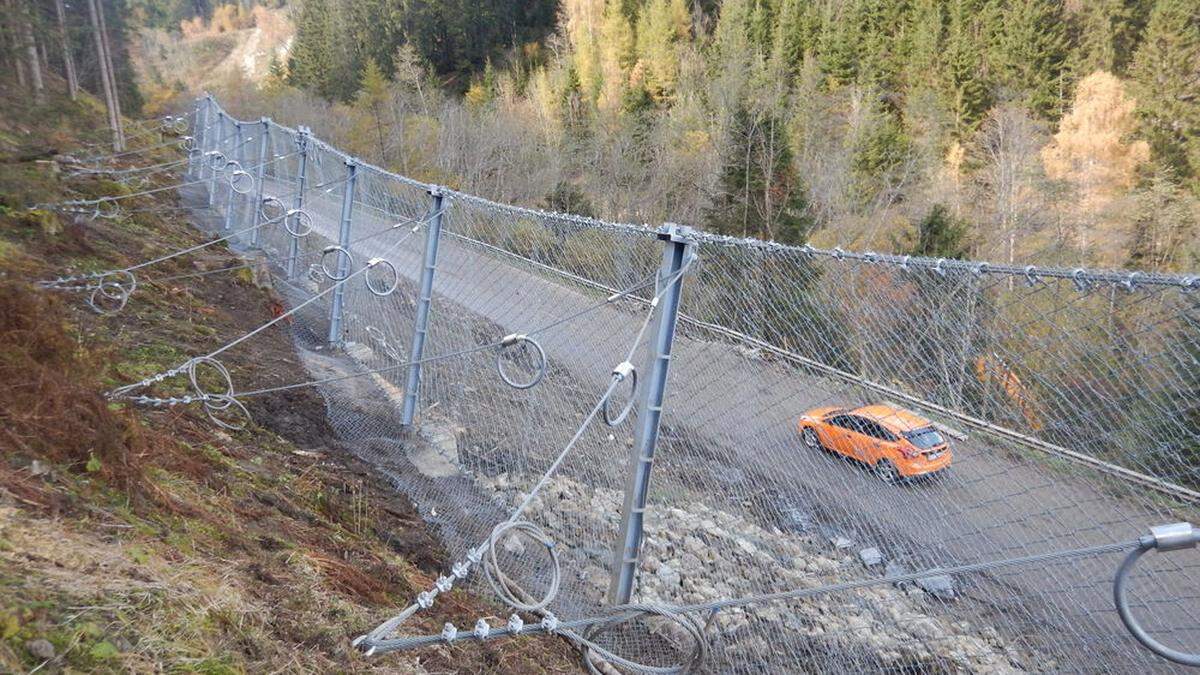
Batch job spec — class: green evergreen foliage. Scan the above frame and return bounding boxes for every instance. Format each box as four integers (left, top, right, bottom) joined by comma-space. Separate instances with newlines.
942, 0, 991, 134
771, 0, 821, 76
852, 105, 912, 197
990, 0, 1069, 120
904, 204, 971, 258
287, 0, 353, 101
287, 0, 558, 95
1129, 0, 1200, 190
543, 181, 598, 218
707, 107, 814, 244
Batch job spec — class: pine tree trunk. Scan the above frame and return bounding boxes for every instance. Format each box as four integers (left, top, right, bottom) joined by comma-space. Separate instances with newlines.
95, 0, 125, 148
55, 0, 78, 99
21, 8, 44, 104
87, 0, 123, 150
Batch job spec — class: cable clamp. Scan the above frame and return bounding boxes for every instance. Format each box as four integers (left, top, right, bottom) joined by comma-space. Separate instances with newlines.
612, 361, 635, 381
452, 561, 469, 578
1149, 522, 1197, 552
507, 614, 524, 634
473, 619, 491, 640
1072, 268, 1090, 292
467, 547, 484, 565
435, 575, 453, 593
416, 591, 435, 609
500, 333, 526, 347
441, 623, 457, 642
540, 613, 559, 634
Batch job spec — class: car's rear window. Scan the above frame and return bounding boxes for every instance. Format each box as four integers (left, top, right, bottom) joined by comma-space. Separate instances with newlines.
905, 427, 945, 449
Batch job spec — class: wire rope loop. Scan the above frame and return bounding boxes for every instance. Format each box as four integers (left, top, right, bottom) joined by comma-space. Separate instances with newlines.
260, 196, 286, 222
364, 258, 400, 297
285, 209, 314, 238
170, 116, 190, 134
222, 159, 242, 175
365, 326, 402, 361
203, 394, 252, 432
320, 246, 354, 281
483, 520, 561, 613
206, 151, 226, 170
580, 603, 709, 675
84, 270, 137, 314
187, 356, 235, 402
87, 278, 131, 314
603, 364, 638, 427
1114, 537, 1200, 666
495, 335, 546, 390
179, 135, 196, 153
229, 170, 255, 195
95, 198, 123, 220
120, 175, 149, 191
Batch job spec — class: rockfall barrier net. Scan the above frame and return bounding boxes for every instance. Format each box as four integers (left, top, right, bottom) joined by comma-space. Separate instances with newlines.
88, 97, 1200, 672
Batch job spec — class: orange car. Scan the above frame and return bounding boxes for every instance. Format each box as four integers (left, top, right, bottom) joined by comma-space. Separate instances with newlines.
798, 404, 952, 482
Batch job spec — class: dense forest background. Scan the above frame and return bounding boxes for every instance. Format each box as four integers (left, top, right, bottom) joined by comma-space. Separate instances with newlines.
9, 0, 1200, 270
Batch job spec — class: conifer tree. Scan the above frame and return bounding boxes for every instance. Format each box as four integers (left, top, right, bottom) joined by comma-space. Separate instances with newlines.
706, 106, 813, 243
991, 0, 1069, 120
942, 0, 990, 134
635, 0, 689, 102
905, 0, 945, 93
289, 0, 350, 101
771, 0, 820, 77
597, 0, 636, 113
818, 1, 860, 87
905, 204, 970, 258
1129, 0, 1200, 189
354, 58, 392, 163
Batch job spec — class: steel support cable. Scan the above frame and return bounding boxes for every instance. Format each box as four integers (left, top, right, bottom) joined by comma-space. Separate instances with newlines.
355, 374, 624, 652
144, 215, 418, 285
110, 225, 425, 408
258, 172, 355, 207
230, 271, 661, 400
77, 135, 192, 164
35, 150, 298, 217
69, 154, 193, 179
39, 208, 300, 293
356, 271, 696, 663
143, 210, 436, 288
359, 526, 1200, 672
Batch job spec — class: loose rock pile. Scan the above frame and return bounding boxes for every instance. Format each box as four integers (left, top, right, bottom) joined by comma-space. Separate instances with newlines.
479, 473, 1025, 672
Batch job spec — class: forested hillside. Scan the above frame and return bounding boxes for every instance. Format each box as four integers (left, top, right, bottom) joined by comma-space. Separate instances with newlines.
79, 0, 1200, 269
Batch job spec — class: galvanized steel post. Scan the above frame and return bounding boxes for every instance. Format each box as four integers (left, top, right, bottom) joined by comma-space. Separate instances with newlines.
223, 120, 242, 231
250, 117, 270, 247
326, 159, 358, 347
607, 223, 694, 605
209, 110, 225, 206
187, 97, 202, 177
285, 127, 310, 279
400, 187, 446, 426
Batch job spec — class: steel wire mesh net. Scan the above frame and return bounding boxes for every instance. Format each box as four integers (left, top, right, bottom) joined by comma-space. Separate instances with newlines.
182, 98, 1200, 672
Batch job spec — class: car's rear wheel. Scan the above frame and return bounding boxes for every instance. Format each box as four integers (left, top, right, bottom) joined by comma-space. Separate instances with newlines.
874, 459, 901, 484
801, 427, 821, 451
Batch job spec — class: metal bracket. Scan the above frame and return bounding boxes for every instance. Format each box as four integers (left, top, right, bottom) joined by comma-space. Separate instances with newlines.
1150, 522, 1197, 552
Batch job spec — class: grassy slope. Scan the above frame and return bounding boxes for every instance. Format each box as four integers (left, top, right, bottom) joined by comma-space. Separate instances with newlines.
0, 84, 580, 674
